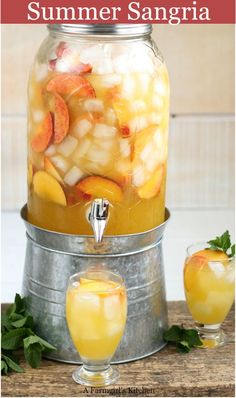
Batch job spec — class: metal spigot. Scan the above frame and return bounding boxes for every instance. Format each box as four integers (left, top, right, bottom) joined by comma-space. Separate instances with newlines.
88, 199, 110, 243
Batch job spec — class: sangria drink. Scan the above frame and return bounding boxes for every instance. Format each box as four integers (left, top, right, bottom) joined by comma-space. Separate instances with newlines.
27, 26, 169, 235
184, 243, 235, 347
66, 270, 127, 386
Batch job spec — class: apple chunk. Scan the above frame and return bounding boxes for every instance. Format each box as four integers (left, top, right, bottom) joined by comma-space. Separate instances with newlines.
33, 170, 67, 206
76, 176, 123, 203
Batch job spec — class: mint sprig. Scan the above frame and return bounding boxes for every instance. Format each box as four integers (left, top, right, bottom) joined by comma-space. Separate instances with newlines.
164, 325, 203, 353
207, 230, 235, 258
1, 294, 56, 375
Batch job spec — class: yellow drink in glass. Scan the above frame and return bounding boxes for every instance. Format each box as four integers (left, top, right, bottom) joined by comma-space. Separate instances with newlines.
66, 270, 127, 386
184, 244, 235, 348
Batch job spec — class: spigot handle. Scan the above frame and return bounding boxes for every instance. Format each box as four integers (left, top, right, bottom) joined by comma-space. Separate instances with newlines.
88, 199, 109, 243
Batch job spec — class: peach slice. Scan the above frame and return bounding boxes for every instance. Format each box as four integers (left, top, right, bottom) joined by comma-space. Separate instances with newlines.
44, 157, 64, 184
193, 249, 229, 262
46, 73, 95, 98
76, 176, 123, 203
27, 161, 34, 185
33, 170, 67, 206
31, 113, 53, 153
52, 93, 69, 144
133, 125, 159, 162
137, 166, 164, 199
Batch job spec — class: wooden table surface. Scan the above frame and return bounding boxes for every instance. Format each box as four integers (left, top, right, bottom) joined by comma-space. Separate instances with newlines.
2, 301, 235, 397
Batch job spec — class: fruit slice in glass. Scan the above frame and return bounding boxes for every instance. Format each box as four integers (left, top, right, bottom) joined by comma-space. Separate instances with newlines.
66, 270, 127, 386
184, 243, 235, 348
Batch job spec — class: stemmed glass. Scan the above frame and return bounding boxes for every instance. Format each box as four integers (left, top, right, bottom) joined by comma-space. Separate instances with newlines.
184, 243, 235, 348
66, 269, 127, 386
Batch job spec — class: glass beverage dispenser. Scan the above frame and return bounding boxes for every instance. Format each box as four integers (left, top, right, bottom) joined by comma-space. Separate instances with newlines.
22, 24, 170, 363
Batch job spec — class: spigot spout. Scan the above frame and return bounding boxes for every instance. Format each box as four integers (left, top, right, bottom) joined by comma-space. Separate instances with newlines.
88, 199, 110, 243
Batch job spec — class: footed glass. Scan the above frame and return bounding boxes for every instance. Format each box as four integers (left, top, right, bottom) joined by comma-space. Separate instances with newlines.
66, 270, 127, 386
184, 243, 235, 348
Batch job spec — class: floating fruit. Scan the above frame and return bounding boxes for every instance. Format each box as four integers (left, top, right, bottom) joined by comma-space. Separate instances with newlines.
33, 171, 67, 206
137, 166, 164, 199
52, 93, 69, 144
27, 161, 34, 185
44, 157, 64, 184
76, 176, 123, 203
31, 113, 53, 153
47, 73, 95, 98
192, 249, 229, 262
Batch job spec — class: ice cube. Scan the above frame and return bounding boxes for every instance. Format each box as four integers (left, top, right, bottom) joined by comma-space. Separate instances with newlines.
208, 262, 225, 278
121, 75, 135, 98
44, 144, 56, 156
84, 99, 104, 113
138, 73, 151, 92
154, 80, 167, 96
105, 108, 117, 125
57, 135, 78, 157
72, 138, 91, 162
99, 74, 122, 88
32, 109, 44, 123
152, 94, 164, 109
34, 63, 48, 82
129, 100, 146, 113
128, 115, 149, 133
64, 166, 84, 186
119, 139, 131, 158
148, 113, 162, 125
93, 123, 117, 138
94, 138, 114, 150
73, 118, 92, 139
86, 145, 110, 165
146, 154, 159, 172
50, 155, 69, 173
132, 166, 146, 187
80, 45, 104, 65
113, 54, 131, 74
96, 58, 114, 74
140, 143, 153, 163
104, 295, 121, 321
224, 268, 235, 284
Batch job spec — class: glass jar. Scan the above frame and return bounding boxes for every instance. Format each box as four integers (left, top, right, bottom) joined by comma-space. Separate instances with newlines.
27, 24, 169, 235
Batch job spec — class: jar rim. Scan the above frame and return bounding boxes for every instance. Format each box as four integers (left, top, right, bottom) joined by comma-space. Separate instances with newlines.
47, 24, 152, 36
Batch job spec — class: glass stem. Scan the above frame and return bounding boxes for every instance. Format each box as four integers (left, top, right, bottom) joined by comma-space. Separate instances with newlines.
195, 322, 226, 348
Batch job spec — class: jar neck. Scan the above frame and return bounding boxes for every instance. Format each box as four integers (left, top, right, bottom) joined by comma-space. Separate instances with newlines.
47, 23, 152, 40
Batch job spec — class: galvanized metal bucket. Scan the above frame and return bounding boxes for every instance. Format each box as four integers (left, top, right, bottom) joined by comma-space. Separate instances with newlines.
21, 205, 170, 363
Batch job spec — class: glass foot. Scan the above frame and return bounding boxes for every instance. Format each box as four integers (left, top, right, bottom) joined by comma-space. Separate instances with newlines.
195, 322, 226, 348
72, 365, 119, 387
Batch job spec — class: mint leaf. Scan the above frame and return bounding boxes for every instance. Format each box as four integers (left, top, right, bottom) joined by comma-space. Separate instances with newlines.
183, 329, 203, 347
14, 294, 26, 314
1, 360, 8, 375
2, 355, 24, 373
11, 316, 34, 329
24, 342, 42, 368
176, 341, 191, 353
1, 294, 56, 375
1, 328, 28, 350
164, 325, 202, 353
163, 325, 183, 342
207, 230, 234, 257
